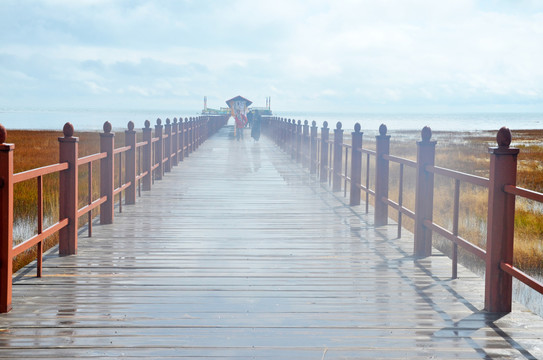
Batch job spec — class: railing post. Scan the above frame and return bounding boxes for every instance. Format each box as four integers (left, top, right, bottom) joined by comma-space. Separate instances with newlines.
125, 121, 137, 205
332, 122, 343, 192
302, 120, 309, 168
374, 124, 390, 226
58, 123, 79, 255
142, 120, 152, 191
296, 120, 303, 163
350, 123, 363, 206
281, 118, 286, 150
179, 118, 185, 161
484, 127, 519, 313
164, 118, 171, 173
310, 121, 318, 175
100, 121, 114, 225
188, 118, 194, 154
289, 120, 295, 160
184, 118, 190, 158
414, 126, 436, 257
172, 118, 178, 167
320, 121, 329, 182
0, 125, 14, 312
154, 118, 163, 180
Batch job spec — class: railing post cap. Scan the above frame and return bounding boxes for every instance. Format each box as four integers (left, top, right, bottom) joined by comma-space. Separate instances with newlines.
336, 121, 342, 130
354, 123, 361, 133
489, 126, 519, 155
0, 124, 6, 143
497, 126, 512, 148
297, 120, 301, 125
312, 120, 316, 127
63, 122, 75, 137
421, 126, 432, 142
127, 121, 134, 131
156, 118, 162, 126
379, 124, 387, 136
323, 121, 328, 128
173, 117, 178, 124
166, 118, 170, 125
304, 120, 308, 125
103, 121, 112, 134
144, 120, 150, 128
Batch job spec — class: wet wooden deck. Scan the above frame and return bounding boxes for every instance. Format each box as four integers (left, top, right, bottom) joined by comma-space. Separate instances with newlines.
2, 126, 543, 359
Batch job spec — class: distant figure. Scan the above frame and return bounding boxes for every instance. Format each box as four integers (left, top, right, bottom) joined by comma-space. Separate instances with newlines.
235, 114, 246, 141
247, 110, 254, 128
251, 110, 261, 141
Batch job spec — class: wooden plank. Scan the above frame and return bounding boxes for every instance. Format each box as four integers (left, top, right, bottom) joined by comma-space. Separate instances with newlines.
1, 126, 542, 359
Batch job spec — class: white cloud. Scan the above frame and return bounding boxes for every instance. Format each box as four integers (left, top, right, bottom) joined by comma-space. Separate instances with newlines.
1, 0, 543, 112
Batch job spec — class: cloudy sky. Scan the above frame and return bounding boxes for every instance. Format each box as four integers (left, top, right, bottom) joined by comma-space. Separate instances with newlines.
1, 0, 543, 113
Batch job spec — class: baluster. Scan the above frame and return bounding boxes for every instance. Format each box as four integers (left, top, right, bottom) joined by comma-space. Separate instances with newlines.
88, 162, 93, 236
37, 176, 43, 277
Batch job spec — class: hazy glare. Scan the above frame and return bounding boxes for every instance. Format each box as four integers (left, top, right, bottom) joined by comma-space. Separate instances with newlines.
1, 0, 543, 113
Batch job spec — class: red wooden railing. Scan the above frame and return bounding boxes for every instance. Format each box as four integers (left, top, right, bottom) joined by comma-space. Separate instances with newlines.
264, 116, 543, 314
0, 115, 228, 313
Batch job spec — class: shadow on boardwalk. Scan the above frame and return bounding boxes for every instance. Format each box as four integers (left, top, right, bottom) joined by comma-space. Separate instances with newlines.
2, 126, 542, 359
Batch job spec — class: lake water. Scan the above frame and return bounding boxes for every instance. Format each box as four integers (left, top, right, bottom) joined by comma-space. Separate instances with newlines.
1, 108, 542, 132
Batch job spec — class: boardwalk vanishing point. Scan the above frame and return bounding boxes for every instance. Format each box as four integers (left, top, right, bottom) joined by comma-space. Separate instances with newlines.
1, 124, 543, 359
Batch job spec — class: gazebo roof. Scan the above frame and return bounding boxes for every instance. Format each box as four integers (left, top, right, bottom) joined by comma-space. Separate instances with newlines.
225, 95, 252, 107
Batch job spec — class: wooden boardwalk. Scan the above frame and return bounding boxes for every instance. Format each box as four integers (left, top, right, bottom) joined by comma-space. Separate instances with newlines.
2, 126, 542, 359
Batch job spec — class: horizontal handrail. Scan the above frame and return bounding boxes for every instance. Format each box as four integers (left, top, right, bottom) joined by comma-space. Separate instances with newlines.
136, 141, 148, 148
12, 218, 69, 257
501, 262, 543, 294
424, 219, 487, 260
384, 154, 417, 168
78, 152, 107, 166
384, 198, 415, 219
427, 165, 490, 188
13, 162, 69, 184
504, 185, 543, 202
113, 181, 131, 196
136, 171, 148, 181
113, 145, 131, 155
77, 196, 107, 218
